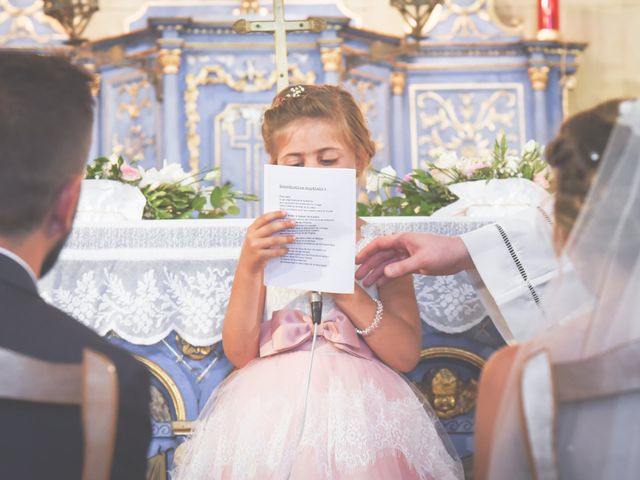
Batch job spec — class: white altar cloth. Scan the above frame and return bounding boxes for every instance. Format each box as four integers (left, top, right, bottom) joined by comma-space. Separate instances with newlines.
39, 218, 492, 346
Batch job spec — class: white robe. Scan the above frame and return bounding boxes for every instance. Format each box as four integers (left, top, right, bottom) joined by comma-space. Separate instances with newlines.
460, 207, 558, 343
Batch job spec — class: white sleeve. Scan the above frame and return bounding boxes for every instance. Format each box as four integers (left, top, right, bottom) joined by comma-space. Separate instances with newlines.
461, 208, 558, 343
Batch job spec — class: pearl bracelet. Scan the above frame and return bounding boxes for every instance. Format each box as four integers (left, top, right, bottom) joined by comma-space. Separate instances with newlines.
356, 298, 383, 336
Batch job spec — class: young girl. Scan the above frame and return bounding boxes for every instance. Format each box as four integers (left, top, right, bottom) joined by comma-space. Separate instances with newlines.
173, 85, 463, 480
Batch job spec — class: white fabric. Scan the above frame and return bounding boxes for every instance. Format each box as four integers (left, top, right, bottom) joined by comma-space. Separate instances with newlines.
173, 280, 463, 480
0, 247, 38, 286
488, 99, 640, 479
39, 218, 493, 345
521, 350, 558, 480
433, 178, 551, 218
76, 179, 147, 222
461, 206, 558, 342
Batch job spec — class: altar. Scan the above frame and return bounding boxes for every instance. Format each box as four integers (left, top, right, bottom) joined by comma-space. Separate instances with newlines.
39, 217, 503, 472
78, 0, 584, 216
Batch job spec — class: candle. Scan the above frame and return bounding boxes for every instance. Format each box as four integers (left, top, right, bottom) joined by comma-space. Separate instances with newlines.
537, 0, 560, 41
538, 0, 559, 32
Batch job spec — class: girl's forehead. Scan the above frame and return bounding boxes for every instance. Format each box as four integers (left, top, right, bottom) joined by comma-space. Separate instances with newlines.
275, 118, 350, 151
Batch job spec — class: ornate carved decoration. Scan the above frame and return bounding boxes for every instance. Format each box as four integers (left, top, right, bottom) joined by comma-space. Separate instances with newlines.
135, 355, 186, 422
89, 73, 101, 97
0, 0, 67, 44
561, 73, 578, 120
390, 71, 406, 96
157, 48, 182, 75
176, 334, 213, 361
213, 103, 267, 217
528, 65, 550, 91
233, 0, 264, 16
428, 368, 478, 419
111, 125, 154, 162
184, 61, 315, 171
415, 347, 485, 419
320, 46, 343, 73
150, 385, 172, 422
111, 77, 155, 161
346, 77, 377, 117
428, 0, 522, 41
118, 79, 152, 120
409, 83, 525, 167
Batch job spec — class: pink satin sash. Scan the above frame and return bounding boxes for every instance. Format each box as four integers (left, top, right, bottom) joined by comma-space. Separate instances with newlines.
259, 308, 373, 360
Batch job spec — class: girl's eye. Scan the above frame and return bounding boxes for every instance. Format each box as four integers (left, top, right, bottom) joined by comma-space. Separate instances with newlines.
320, 159, 338, 165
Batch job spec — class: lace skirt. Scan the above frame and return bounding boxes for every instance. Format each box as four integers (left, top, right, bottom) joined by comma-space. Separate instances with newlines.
172, 340, 463, 480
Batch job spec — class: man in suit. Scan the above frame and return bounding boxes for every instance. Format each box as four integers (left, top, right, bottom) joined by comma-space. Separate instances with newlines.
0, 51, 151, 478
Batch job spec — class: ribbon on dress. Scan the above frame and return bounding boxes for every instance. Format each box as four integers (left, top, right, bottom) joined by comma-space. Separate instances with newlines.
259, 308, 373, 360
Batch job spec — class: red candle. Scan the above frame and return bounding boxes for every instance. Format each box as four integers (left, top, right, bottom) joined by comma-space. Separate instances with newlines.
538, 0, 559, 32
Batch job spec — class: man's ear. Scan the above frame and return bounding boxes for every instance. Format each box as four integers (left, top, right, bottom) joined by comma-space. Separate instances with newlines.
46, 175, 82, 236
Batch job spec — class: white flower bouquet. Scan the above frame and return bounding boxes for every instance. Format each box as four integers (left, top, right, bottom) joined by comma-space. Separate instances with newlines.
85, 155, 257, 219
358, 137, 552, 217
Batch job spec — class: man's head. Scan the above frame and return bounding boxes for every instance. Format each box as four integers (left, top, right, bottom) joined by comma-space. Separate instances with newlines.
0, 51, 94, 277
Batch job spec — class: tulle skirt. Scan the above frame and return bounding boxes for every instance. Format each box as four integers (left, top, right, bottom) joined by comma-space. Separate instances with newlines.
173, 339, 463, 480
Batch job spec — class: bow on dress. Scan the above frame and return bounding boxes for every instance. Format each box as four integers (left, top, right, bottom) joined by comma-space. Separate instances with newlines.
259, 309, 373, 360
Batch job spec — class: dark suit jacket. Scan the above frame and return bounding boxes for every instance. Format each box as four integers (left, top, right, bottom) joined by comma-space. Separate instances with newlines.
0, 253, 151, 479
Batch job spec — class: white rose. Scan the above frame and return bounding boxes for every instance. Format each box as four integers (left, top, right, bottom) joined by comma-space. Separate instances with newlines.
138, 167, 163, 190
379, 165, 397, 186
158, 163, 190, 185
505, 155, 520, 173
365, 170, 380, 193
434, 151, 459, 170
430, 168, 455, 185
204, 169, 222, 182
380, 165, 397, 178
522, 140, 538, 155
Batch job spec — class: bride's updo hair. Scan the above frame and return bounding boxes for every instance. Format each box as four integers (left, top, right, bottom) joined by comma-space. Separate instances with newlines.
261, 84, 376, 172
545, 99, 626, 235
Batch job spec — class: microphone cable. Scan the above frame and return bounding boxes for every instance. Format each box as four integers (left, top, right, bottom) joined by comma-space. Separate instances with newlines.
287, 291, 322, 479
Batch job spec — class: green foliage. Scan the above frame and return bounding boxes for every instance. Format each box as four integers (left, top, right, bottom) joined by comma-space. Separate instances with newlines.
358, 137, 550, 217
357, 169, 457, 216
85, 155, 125, 181
85, 156, 257, 220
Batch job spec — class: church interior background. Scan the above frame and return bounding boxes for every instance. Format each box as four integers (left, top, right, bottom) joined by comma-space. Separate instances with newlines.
1, 0, 638, 477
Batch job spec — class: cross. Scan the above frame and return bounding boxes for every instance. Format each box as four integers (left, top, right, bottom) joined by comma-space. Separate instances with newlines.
232, 0, 326, 91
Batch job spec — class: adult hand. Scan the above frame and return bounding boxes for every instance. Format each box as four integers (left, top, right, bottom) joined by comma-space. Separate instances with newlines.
238, 210, 296, 274
355, 232, 473, 287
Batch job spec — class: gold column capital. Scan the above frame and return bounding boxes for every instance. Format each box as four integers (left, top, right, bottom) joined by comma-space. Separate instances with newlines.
157, 48, 182, 75
90, 74, 101, 97
390, 71, 406, 96
528, 65, 550, 91
320, 46, 343, 73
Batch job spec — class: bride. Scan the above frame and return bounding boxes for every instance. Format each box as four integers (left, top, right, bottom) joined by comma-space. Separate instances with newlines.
475, 98, 640, 479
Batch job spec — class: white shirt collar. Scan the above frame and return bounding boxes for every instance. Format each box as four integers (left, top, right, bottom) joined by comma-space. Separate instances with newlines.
0, 247, 38, 286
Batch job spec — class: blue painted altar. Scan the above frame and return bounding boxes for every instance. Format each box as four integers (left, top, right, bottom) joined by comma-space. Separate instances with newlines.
1, 0, 587, 477
79, 0, 585, 217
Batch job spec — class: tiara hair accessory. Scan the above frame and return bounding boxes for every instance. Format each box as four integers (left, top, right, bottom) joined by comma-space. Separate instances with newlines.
285, 85, 305, 98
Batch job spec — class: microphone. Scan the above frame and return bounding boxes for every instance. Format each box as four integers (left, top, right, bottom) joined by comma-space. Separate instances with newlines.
309, 291, 323, 325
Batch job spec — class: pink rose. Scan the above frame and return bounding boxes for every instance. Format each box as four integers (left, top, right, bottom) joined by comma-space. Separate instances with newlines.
533, 173, 550, 190
120, 164, 142, 182
462, 161, 490, 178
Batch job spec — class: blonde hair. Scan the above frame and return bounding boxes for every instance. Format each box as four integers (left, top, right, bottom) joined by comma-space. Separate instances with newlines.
261, 84, 376, 171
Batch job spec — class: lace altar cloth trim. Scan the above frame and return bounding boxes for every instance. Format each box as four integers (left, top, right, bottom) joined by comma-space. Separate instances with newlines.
39, 218, 492, 346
